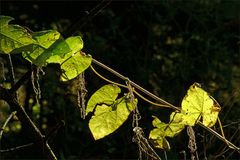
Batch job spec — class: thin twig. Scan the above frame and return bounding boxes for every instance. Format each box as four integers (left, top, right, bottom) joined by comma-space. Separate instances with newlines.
0, 143, 34, 153
214, 127, 239, 158
45, 120, 65, 141
198, 122, 240, 153
64, 0, 112, 37
0, 111, 17, 141
8, 54, 15, 87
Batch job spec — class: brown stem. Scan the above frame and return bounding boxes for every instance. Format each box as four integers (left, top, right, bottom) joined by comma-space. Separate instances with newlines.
92, 58, 180, 111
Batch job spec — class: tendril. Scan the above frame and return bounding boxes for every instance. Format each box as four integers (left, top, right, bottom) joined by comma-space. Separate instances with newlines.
125, 80, 141, 128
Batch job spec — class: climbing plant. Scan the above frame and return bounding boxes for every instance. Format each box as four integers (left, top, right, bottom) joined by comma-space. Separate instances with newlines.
0, 15, 239, 160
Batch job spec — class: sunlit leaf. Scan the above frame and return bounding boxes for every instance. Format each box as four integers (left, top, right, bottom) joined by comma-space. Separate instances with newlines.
0, 16, 88, 80
0, 15, 35, 54
46, 36, 83, 64
22, 30, 61, 62
149, 113, 185, 150
60, 53, 92, 81
151, 113, 185, 138
32, 30, 61, 48
86, 84, 121, 116
180, 83, 221, 127
89, 96, 136, 140
149, 124, 171, 150
33, 39, 71, 66
46, 36, 88, 81
149, 134, 170, 150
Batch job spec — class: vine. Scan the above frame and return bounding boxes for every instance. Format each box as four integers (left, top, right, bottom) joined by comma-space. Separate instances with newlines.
77, 72, 87, 119
31, 67, 44, 105
132, 127, 161, 160
187, 126, 198, 160
0, 15, 239, 159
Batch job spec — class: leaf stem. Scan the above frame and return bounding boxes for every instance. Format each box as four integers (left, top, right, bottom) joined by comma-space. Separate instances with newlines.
92, 58, 180, 111
90, 65, 171, 108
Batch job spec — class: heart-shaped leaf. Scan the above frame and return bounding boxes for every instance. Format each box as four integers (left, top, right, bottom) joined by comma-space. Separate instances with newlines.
86, 84, 121, 115
180, 83, 221, 127
89, 96, 136, 140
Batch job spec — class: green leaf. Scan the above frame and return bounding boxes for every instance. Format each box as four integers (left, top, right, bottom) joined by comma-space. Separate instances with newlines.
180, 83, 221, 127
22, 30, 61, 62
32, 39, 71, 66
32, 30, 61, 48
46, 36, 83, 64
23, 35, 84, 68
89, 96, 136, 140
0, 16, 88, 80
60, 53, 92, 81
151, 113, 185, 138
153, 113, 185, 137
149, 113, 185, 150
86, 84, 121, 115
149, 135, 170, 150
0, 15, 35, 54
47, 36, 88, 81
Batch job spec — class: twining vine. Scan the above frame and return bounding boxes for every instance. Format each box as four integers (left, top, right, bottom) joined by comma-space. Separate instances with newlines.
77, 72, 87, 119
0, 15, 239, 160
31, 67, 44, 105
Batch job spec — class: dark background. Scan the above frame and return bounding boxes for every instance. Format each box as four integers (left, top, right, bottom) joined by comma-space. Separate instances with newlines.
0, 0, 240, 159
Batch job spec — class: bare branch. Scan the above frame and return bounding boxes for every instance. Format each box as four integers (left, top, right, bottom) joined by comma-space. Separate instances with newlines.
0, 143, 34, 153
198, 122, 240, 153
0, 86, 57, 159
0, 111, 17, 142
64, 0, 112, 37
